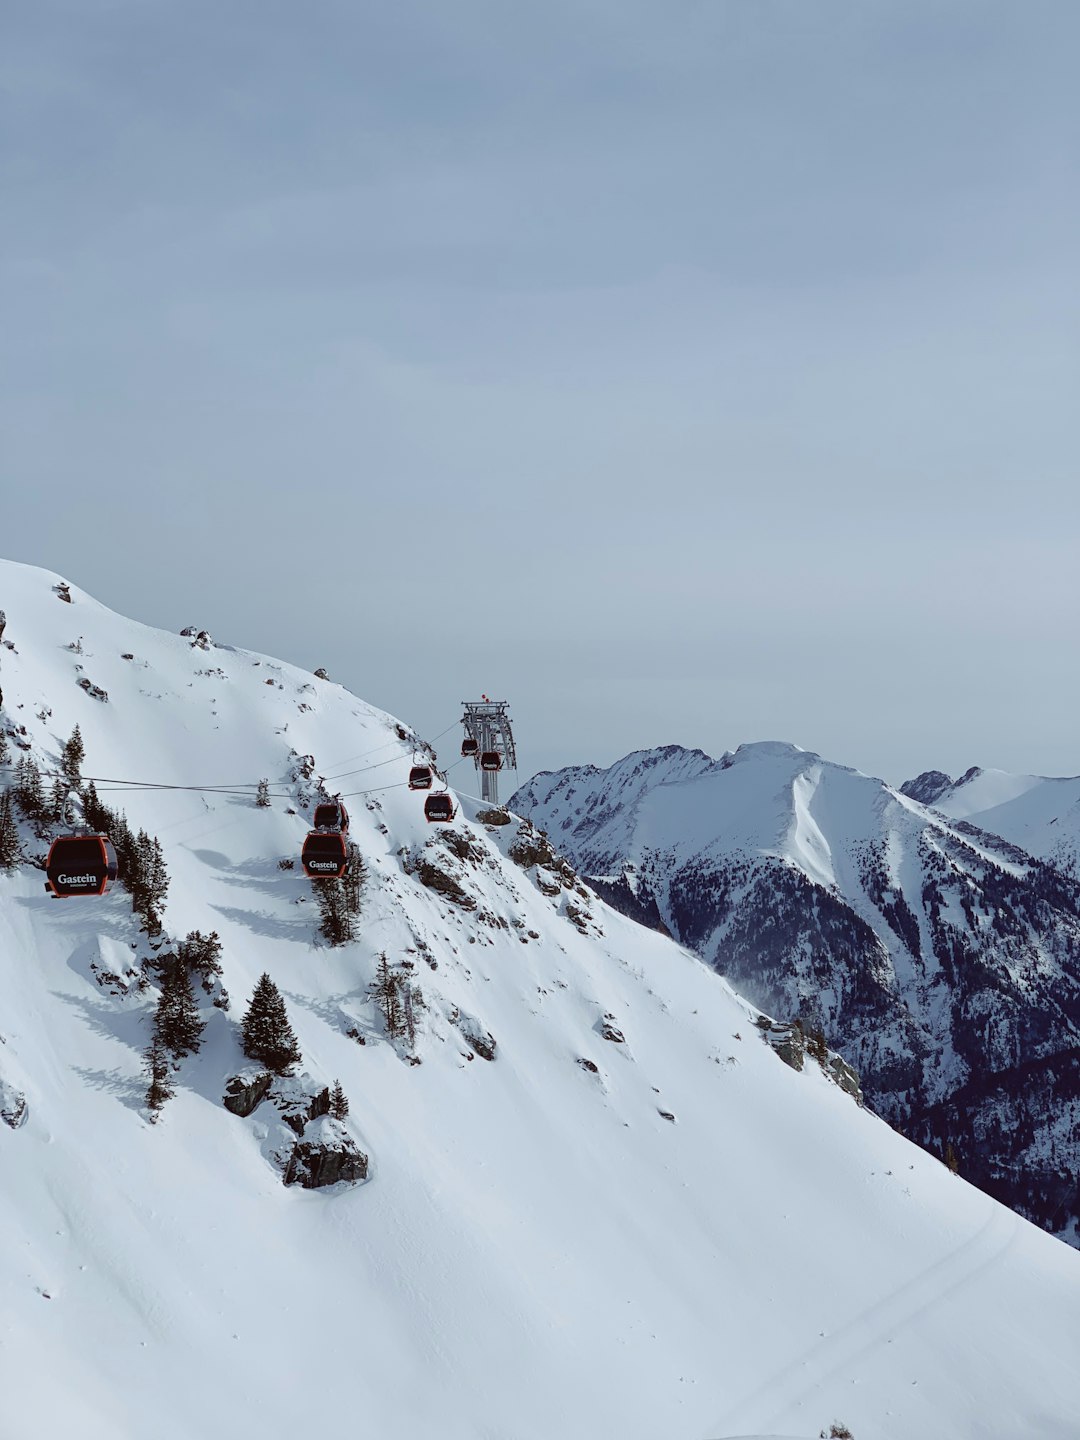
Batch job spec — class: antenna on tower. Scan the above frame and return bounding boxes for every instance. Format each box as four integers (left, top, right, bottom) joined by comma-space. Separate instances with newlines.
460, 699, 517, 805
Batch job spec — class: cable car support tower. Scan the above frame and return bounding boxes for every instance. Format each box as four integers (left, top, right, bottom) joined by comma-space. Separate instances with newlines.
461, 698, 517, 805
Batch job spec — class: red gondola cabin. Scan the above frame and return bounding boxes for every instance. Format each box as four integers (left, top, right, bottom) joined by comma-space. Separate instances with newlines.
408, 765, 433, 790
480, 751, 502, 772
461, 737, 479, 758
45, 834, 118, 898
313, 801, 349, 833
301, 830, 349, 879
424, 793, 454, 823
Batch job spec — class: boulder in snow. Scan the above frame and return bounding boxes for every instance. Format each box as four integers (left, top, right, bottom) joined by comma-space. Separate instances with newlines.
283, 1117, 368, 1189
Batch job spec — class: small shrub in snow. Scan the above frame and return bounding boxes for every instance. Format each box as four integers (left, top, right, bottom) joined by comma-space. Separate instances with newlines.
329, 1080, 349, 1120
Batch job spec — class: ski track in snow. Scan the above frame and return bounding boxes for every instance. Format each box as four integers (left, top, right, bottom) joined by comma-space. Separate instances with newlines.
715, 1203, 1017, 1436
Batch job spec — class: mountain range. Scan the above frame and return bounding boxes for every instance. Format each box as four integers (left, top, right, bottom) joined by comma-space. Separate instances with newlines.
3, 560, 1080, 1439
511, 741, 1080, 1244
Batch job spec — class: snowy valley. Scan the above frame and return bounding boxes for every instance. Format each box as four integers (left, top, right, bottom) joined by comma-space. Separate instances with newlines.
2, 561, 1080, 1440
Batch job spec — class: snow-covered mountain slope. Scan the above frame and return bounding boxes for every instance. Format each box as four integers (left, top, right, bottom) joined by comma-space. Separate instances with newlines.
4, 563, 1080, 1440
511, 742, 1080, 1246
902, 765, 1080, 873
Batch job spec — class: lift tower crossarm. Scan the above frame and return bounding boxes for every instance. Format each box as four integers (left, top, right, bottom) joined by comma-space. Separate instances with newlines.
461, 699, 517, 804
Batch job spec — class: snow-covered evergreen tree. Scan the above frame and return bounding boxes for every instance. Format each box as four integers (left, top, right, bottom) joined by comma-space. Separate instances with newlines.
153, 959, 205, 1060
401, 975, 426, 1047
315, 876, 355, 946
368, 953, 403, 1038
60, 723, 85, 786
0, 789, 18, 870
343, 848, 365, 917
255, 778, 271, 808
131, 829, 169, 934
241, 973, 302, 1074
143, 1034, 175, 1117
14, 755, 45, 825
179, 929, 223, 981
329, 1079, 349, 1120
47, 777, 68, 825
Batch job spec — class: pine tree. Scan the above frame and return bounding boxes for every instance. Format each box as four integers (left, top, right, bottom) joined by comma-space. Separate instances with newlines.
153, 958, 205, 1059
255, 778, 271, 808
109, 810, 137, 888
401, 976, 426, 1048
0, 729, 9, 767
48, 777, 68, 825
130, 830, 169, 934
14, 756, 44, 824
343, 849, 365, 917
0, 789, 19, 870
315, 876, 355, 946
60, 724, 85, 786
241, 973, 302, 1074
82, 780, 104, 830
143, 1034, 175, 1117
368, 953, 403, 1038
147, 836, 169, 931
329, 1079, 349, 1120
945, 1141, 960, 1175
179, 929, 223, 981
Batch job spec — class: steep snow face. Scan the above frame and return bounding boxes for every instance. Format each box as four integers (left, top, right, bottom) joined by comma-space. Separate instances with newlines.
4, 563, 1080, 1440
512, 744, 1080, 1246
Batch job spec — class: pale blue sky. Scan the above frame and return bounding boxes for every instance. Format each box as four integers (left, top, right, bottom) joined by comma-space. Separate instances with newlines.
3, 1, 1078, 786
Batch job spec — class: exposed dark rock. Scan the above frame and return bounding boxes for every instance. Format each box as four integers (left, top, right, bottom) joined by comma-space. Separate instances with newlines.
412, 856, 477, 910
577, 1057, 599, 1074
1, 1082, 28, 1129
436, 829, 486, 865
448, 1007, 497, 1060
563, 898, 594, 934
283, 1121, 369, 1189
275, 1084, 331, 1136
222, 1070, 273, 1117
601, 1014, 625, 1043
476, 807, 512, 826
756, 1016, 805, 1072
507, 821, 578, 888
828, 1054, 863, 1103
899, 770, 955, 806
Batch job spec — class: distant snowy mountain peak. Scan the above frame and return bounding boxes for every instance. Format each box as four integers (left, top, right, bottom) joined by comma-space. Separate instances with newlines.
512, 742, 1080, 1246
902, 761, 1080, 873
4, 561, 1080, 1440
900, 768, 957, 806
